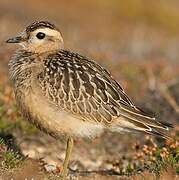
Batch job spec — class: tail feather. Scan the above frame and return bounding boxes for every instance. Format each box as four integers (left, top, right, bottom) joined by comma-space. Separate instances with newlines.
145, 129, 172, 140
120, 105, 170, 130
113, 104, 173, 139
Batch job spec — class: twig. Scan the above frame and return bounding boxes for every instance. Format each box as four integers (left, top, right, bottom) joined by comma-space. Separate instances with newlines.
147, 68, 157, 91
158, 82, 179, 114
146, 67, 179, 114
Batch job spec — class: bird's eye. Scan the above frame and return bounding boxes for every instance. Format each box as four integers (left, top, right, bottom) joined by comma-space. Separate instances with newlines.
36, 32, 46, 39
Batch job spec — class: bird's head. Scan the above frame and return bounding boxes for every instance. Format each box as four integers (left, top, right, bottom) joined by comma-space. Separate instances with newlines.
6, 21, 64, 53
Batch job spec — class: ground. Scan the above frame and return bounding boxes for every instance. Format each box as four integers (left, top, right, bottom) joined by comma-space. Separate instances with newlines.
0, 0, 179, 179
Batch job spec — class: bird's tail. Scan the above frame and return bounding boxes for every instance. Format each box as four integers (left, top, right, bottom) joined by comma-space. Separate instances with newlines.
111, 105, 173, 139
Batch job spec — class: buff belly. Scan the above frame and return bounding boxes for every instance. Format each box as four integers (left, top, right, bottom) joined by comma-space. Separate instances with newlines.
21, 89, 104, 139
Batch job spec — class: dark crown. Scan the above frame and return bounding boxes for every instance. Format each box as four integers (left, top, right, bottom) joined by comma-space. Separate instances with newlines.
25, 21, 58, 33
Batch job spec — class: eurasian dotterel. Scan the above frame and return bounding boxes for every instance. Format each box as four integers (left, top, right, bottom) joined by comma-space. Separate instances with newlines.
6, 21, 172, 179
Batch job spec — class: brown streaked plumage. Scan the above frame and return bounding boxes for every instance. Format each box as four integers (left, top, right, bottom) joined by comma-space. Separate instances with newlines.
26, 21, 58, 33
6, 21, 173, 179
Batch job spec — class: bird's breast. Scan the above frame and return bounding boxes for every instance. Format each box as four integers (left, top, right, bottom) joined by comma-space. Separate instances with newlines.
20, 87, 104, 139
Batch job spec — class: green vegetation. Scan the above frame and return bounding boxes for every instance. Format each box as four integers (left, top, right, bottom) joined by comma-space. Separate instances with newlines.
0, 137, 24, 170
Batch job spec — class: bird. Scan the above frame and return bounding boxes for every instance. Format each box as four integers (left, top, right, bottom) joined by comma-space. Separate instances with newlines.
6, 21, 172, 179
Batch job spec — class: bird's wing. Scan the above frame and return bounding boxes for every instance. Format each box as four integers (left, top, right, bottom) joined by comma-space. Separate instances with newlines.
38, 50, 172, 138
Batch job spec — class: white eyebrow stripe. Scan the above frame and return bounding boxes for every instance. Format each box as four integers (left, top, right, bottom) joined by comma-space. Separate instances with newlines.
32, 28, 63, 40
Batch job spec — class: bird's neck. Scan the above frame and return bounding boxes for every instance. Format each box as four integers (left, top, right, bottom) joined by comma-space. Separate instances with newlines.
8, 49, 43, 89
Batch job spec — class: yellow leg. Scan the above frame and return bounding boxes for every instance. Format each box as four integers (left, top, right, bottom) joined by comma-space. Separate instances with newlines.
60, 137, 74, 180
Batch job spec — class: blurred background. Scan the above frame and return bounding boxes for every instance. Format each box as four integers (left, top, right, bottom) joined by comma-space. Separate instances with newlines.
0, 0, 178, 179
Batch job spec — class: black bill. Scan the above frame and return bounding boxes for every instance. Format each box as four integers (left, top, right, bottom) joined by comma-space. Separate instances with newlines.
6, 36, 23, 43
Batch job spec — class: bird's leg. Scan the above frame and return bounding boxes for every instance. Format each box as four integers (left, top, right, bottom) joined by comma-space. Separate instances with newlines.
60, 136, 74, 180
